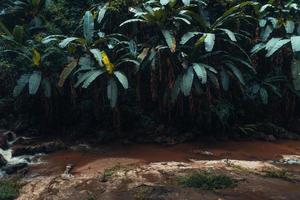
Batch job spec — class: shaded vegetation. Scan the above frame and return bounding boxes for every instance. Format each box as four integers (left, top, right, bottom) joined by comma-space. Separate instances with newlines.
0, 0, 300, 139
0, 179, 20, 200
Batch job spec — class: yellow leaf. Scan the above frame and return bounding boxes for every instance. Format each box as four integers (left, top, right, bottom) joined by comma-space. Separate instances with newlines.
32, 49, 41, 66
101, 51, 114, 74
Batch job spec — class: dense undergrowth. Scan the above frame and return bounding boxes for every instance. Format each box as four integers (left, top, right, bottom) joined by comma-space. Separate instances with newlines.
0, 0, 300, 139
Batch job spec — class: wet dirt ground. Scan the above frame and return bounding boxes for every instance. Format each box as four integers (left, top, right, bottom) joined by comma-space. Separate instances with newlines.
18, 140, 300, 200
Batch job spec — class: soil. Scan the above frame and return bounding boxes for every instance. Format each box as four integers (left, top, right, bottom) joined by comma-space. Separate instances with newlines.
10, 140, 300, 200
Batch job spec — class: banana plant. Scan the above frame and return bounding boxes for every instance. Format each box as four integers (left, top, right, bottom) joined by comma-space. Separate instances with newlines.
120, 0, 201, 53
9, 48, 53, 98
251, 1, 300, 91
170, 1, 257, 100
43, 10, 140, 108
0, 22, 56, 98
246, 75, 285, 105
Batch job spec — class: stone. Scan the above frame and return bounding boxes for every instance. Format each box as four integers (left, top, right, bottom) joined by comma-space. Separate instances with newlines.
2, 163, 28, 174
12, 141, 65, 157
264, 134, 276, 142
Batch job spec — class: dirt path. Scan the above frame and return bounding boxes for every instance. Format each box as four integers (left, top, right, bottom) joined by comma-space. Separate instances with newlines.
17, 140, 300, 200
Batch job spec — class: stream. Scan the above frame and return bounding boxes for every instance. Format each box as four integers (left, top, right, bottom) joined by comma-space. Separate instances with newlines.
1, 139, 300, 200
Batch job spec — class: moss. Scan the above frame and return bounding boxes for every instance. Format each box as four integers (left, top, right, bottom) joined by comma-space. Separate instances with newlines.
177, 171, 234, 190
0, 179, 20, 200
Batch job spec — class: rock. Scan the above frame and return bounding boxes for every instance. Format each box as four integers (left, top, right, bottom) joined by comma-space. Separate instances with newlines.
263, 134, 276, 142
12, 141, 65, 157
0, 153, 7, 167
0, 132, 9, 150
3, 130, 16, 142
12, 136, 34, 145
2, 163, 28, 174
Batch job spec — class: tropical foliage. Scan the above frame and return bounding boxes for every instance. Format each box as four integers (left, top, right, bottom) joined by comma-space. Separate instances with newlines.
0, 0, 300, 136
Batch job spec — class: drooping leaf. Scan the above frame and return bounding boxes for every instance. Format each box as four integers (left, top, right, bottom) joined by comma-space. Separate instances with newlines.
75, 70, 96, 87
58, 59, 78, 87
204, 33, 215, 52
97, 3, 108, 24
265, 38, 281, 51
225, 62, 245, 85
129, 40, 137, 56
29, 71, 42, 95
171, 75, 182, 102
13, 74, 30, 97
160, 0, 170, 5
107, 78, 118, 108
161, 29, 176, 53
90, 49, 103, 67
251, 43, 265, 54
181, 66, 194, 96
75, 56, 95, 74
180, 32, 200, 45
173, 17, 191, 25
119, 19, 146, 27
225, 56, 255, 72
42, 78, 51, 98
83, 11, 94, 42
285, 20, 295, 34
220, 68, 229, 91
82, 69, 105, 88
193, 63, 207, 84
59, 37, 79, 48
266, 39, 290, 57
207, 71, 220, 89
182, 0, 190, 6
32, 49, 41, 66
259, 87, 268, 104
291, 36, 300, 52
268, 17, 278, 28
260, 25, 273, 41
42, 35, 64, 44
114, 71, 129, 89
203, 63, 217, 74
220, 28, 237, 42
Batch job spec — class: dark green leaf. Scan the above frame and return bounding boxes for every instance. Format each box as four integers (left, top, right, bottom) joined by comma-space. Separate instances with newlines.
107, 78, 118, 108
114, 71, 128, 89
161, 29, 176, 53
82, 69, 105, 88
181, 67, 194, 96
29, 71, 42, 95
13, 74, 30, 97
83, 11, 94, 42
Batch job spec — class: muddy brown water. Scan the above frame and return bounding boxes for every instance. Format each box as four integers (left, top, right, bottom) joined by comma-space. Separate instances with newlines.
29, 140, 300, 176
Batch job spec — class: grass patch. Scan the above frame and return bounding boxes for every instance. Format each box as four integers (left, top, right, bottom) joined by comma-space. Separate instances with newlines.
0, 179, 20, 200
263, 168, 292, 181
100, 164, 128, 182
177, 171, 234, 190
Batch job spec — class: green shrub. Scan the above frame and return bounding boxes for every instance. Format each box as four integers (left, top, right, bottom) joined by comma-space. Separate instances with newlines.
177, 171, 234, 190
0, 179, 20, 200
